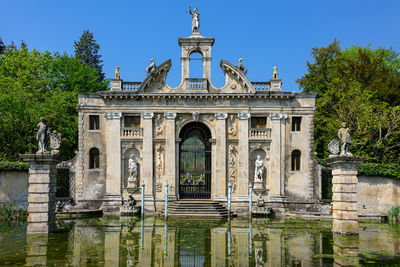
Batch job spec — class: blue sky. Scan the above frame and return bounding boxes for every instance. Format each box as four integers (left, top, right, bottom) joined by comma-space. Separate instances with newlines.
1, 0, 399, 91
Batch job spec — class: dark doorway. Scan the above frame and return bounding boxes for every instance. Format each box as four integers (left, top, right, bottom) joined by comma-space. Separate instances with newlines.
179, 122, 211, 199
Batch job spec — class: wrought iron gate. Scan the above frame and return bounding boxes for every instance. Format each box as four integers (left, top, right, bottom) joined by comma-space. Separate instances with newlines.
179, 122, 211, 199
321, 168, 333, 200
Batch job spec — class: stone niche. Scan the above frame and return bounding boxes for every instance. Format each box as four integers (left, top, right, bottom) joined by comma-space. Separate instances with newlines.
249, 147, 269, 188
122, 143, 142, 195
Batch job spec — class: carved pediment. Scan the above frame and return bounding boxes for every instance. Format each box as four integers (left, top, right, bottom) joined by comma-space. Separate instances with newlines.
138, 59, 172, 93
219, 59, 255, 93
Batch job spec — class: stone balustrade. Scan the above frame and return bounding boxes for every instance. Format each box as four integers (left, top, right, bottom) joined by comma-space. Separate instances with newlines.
249, 128, 271, 139
122, 82, 141, 91
252, 82, 270, 92
186, 78, 208, 90
121, 127, 143, 137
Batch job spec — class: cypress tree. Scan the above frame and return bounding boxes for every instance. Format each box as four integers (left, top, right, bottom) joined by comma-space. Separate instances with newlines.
74, 29, 104, 81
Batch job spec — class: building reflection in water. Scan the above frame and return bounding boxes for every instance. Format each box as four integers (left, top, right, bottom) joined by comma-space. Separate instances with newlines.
20, 217, 400, 266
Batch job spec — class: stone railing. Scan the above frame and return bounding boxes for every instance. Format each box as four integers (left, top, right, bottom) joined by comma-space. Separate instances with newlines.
252, 82, 270, 92
249, 128, 272, 139
123, 82, 141, 91
121, 127, 143, 137
186, 78, 208, 90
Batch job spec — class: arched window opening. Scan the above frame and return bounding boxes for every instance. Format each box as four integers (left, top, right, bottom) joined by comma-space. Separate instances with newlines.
291, 150, 301, 171
89, 148, 100, 169
189, 52, 203, 78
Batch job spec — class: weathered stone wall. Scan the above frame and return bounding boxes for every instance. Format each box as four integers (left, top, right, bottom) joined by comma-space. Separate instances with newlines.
0, 170, 28, 207
357, 176, 400, 216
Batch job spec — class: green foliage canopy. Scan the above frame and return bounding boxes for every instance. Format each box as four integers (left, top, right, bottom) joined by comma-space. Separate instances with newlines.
297, 40, 400, 163
0, 46, 108, 161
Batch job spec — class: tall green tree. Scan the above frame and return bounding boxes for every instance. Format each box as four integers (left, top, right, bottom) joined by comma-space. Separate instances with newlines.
0, 47, 108, 161
74, 29, 104, 81
297, 41, 400, 163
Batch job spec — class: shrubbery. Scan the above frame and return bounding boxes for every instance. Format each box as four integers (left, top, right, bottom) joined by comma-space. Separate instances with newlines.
0, 201, 27, 222
0, 161, 28, 171
358, 163, 400, 179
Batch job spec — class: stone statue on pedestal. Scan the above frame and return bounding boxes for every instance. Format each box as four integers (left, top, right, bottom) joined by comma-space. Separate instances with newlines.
338, 122, 352, 156
254, 155, 265, 182
189, 6, 200, 33
36, 117, 50, 154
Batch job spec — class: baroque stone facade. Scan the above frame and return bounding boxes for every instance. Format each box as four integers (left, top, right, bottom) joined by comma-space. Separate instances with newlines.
74, 29, 316, 214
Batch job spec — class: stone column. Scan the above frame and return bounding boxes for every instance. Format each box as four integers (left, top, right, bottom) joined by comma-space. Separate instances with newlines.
326, 156, 364, 234
164, 112, 177, 200
142, 112, 155, 211
237, 113, 250, 206
214, 112, 228, 201
268, 113, 287, 203
20, 153, 59, 234
103, 112, 122, 212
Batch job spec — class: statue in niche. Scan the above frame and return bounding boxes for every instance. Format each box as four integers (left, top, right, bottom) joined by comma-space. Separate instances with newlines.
338, 122, 352, 156
128, 154, 138, 184
237, 58, 247, 75
145, 58, 156, 75
189, 6, 200, 33
36, 117, 51, 154
254, 155, 265, 182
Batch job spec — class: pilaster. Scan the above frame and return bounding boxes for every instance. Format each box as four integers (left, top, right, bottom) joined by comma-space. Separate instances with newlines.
237, 113, 250, 202
164, 112, 177, 200
214, 112, 228, 201
142, 112, 155, 211
268, 113, 287, 209
103, 112, 122, 212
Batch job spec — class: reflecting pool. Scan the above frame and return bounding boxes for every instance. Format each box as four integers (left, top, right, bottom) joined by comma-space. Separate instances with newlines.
1, 217, 400, 266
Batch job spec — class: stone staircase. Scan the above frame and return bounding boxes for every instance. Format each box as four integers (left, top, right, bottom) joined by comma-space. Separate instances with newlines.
161, 200, 229, 217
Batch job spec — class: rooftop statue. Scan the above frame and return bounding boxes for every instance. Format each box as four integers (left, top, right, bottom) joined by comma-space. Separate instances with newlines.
272, 66, 278, 79
237, 58, 247, 75
145, 59, 156, 75
189, 6, 200, 33
114, 66, 120, 79
36, 117, 50, 154
338, 122, 352, 156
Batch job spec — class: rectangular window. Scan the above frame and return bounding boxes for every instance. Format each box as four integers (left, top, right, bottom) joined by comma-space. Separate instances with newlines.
89, 115, 100, 130
251, 117, 267, 128
124, 116, 141, 128
291, 117, 302, 131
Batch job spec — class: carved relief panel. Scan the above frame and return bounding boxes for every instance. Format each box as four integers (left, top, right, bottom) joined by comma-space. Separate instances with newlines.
155, 143, 165, 192
154, 113, 165, 138
228, 144, 238, 193
227, 114, 238, 139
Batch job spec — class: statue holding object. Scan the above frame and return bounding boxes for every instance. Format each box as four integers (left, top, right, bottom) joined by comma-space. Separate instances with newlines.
189, 6, 200, 33
254, 155, 265, 182
338, 122, 352, 156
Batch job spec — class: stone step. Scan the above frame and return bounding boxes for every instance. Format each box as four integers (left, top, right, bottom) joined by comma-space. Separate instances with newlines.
161, 200, 228, 217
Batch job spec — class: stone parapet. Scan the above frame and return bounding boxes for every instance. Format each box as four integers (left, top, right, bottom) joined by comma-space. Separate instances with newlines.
326, 156, 364, 234
20, 153, 60, 235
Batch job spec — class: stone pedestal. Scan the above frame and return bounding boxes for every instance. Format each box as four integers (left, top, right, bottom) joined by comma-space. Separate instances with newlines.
326, 156, 364, 235
20, 153, 59, 235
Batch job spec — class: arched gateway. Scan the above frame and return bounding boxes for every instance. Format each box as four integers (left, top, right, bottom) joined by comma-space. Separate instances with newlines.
179, 122, 212, 199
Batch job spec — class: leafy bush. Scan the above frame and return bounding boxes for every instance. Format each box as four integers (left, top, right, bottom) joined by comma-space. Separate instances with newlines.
388, 205, 400, 223
0, 201, 27, 222
358, 163, 400, 179
0, 161, 29, 171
